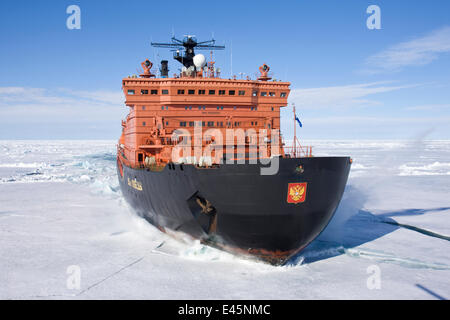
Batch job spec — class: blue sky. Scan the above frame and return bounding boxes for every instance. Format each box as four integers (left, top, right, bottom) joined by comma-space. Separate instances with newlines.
1, 0, 450, 139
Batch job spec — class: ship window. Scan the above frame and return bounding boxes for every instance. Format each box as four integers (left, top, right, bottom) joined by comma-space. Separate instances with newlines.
162, 89, 169, 94
188, 89, 195, 95
255, 121, 258, 126
261, 92, 267, 96
217, 122, 223, 127
207, 121, 214, 127
151, 90, 158, 95
142, 106, 146, 110
198, 89, 205, 95
185, 106, 188, 110
138, 154, 143, 162
142, 122, 146, 126
217, 106, 220, 110
233, 106, 237, 110
198, 106, 202, 110
179, 121, 187, 127
269, 92, 275, 96
252, 91, 258, 96
271, 107, 274, 111
161, 106, 164, 110
189, 106, 192, 110
229, 90, 235, 95
202, 121, 205, 126
251, 121, 254, 125
250, 107, 254, 111
189, 121, 194, 127
280, 92, 286, 97
203, 106, 206, 110
219, 90, 225, 95
238, 90, 245, 95
166, 121, 169, 125
166, 106, 169, 110
141, 89, 148, 95
178, 89, 185, 94
209, 90, 215, 95
128, 90, 135, 95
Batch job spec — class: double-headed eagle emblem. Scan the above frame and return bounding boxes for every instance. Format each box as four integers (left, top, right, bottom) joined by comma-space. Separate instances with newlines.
287, 183, 307, 204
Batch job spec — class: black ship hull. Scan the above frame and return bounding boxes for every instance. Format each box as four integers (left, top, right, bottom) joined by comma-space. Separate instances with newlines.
117, 157, 351, 265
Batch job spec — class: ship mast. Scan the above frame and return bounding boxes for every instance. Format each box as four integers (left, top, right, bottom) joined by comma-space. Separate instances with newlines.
151, 36, 225, 69
293, 103, 297, 158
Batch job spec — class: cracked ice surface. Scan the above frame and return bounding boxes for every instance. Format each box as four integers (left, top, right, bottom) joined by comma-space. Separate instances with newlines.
0, 140, 449, 299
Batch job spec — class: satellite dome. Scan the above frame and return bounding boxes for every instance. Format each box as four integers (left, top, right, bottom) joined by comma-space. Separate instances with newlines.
193, 54, 206, 69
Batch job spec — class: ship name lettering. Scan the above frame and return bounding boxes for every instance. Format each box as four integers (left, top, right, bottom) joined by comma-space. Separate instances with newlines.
127, 177, 143, 191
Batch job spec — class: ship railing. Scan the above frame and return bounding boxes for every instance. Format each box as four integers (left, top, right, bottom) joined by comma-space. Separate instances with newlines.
283, 145, 313, 158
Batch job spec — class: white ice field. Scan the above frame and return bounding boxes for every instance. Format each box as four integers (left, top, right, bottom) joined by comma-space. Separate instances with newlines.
0, 140, 449, 299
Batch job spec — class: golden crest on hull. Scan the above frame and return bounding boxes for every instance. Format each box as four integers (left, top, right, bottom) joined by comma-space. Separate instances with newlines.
287, 182, 307, 204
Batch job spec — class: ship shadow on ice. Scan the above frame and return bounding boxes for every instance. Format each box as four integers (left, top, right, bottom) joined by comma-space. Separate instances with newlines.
287, 185, 450, 266
287, 185, 398, 265
287, 210, 400, 265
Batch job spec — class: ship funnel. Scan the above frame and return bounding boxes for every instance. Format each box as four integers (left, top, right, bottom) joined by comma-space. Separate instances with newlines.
160, 60, 169, 78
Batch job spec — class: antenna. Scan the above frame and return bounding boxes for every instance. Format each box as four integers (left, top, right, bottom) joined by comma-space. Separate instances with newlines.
230, 39, 233, 78
151, 36, 157, 76
154, 50, 161, 77
208, 50, 215, 78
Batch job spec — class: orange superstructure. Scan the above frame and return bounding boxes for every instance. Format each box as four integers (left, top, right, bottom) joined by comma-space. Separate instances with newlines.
119, 62, 294, 168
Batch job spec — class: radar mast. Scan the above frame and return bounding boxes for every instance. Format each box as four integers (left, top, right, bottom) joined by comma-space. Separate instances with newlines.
151, 35, 225, 69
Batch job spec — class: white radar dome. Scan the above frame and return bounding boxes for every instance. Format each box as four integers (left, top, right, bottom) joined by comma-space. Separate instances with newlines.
193, 54, 206, 69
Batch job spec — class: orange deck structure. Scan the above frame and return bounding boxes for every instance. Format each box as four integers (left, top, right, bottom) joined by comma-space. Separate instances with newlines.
118, 35, 313, 170
119, 62, 314, 169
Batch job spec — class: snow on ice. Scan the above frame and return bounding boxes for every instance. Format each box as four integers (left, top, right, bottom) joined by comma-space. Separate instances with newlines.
0, 140, 449, 299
